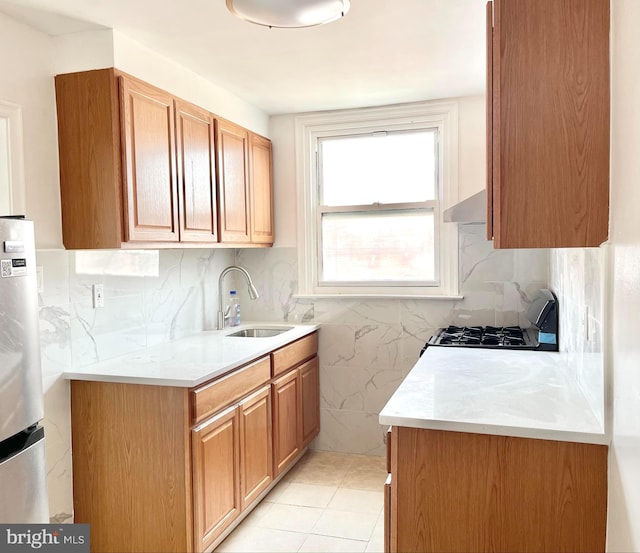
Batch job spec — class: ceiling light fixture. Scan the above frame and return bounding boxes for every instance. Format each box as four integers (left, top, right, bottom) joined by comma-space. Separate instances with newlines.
226, 0, 350, 29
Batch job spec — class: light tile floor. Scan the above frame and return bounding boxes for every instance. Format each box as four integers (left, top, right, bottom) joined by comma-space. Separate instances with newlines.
215, 450, 387, 553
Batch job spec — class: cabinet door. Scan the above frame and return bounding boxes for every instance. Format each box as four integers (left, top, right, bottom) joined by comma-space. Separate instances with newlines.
272, 369, 301, 476
119, 76, 179, 242
217, 119, 250, 243
248, 133, 274, 244
384, 474, 392, 553
192, 405, 240, 551
175, 100, 218, 243
486, 1, 494, 241
300, 357, 320, 448
489, 0, 609, 248
239, 385, 273, 509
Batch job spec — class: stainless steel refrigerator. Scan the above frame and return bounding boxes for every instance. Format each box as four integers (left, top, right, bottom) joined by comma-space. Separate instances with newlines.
0, 216, 49, 522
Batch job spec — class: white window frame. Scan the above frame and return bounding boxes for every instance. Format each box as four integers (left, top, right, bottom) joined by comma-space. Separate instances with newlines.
295, 101, 460, 298
0, 101, 26, 216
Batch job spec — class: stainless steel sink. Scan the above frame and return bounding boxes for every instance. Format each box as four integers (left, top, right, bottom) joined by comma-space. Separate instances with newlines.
226, 327, 293, 338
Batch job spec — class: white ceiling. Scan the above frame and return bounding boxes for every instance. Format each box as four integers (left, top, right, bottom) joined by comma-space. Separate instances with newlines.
0, 0, 487, 115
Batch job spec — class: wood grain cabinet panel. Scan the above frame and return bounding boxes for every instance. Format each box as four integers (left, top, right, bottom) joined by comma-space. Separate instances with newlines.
70, 381, 192, 553
55, 68, 274, 249
390, 426, 608, 553
217, 119, 250, 243
272, 333, 319, 377
120, 76, 179, 243
248, 133, 274, 244
55, 68, 125, 249
191, 356, 271, 425
69, 334, 319, 553
239, 386, 273, 509
487, 0, 610, 248
272, 369, 302, 476
192, 406, 241, 552
175, 99, 218, 243
300, 357, 320, 448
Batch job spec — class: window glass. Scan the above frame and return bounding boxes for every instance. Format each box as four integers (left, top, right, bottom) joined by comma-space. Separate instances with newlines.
319, 130, 437, 206
320, 210, 436, 283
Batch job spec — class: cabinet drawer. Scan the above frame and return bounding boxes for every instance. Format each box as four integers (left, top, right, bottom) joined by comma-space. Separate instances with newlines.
192, 356, 271, 425
272, 332, 318, 377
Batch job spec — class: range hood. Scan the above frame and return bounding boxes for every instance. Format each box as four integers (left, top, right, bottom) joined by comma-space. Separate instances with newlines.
443, 189, 486, 224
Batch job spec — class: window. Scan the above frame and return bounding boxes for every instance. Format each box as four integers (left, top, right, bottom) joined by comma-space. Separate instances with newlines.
295, 101, 460, 297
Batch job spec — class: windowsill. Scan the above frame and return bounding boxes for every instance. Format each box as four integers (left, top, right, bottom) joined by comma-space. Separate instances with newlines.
293, 293, 464, 301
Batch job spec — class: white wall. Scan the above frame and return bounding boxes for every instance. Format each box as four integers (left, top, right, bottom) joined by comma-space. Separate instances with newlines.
0, 10, 271, 522
270, 95, 486, 247
606, 0, 640, 550
0, 12, 61, 248
52, 29, 269, 137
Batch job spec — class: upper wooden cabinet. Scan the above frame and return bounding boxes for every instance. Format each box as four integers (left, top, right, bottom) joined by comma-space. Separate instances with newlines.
54, 68, 273, 249
249, 133, 275, 244
120, 77, 179, 243
486, 0, 610, 249
217, 119, 251, 244
174, 99, 218, 243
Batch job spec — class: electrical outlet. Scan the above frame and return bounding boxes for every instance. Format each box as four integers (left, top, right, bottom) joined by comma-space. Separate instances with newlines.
92, 284, 104, 308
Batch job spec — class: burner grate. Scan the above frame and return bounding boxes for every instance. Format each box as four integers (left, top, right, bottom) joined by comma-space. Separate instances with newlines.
431, 325, 530, 348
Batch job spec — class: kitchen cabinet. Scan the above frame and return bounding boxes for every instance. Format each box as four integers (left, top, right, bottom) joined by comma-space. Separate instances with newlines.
272, 368, 302, 476
387, 426, 608, 553
271, 334, 321, 476
192, 405, 241, 551
175, 99, 218, 243
69, 331, 319, 553
486, 0, 610, 248
191, 356, 271, 549
120, 77, 179, 243
300, 357, 320, 448
248, 133, 274, 244
217, 119, 250, 243
54, 68, 273, 249
239, 385, 273, 509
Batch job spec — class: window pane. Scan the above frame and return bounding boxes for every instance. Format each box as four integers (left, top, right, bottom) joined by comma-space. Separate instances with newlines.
321, 210, 435, 283
320, 130, 436, 206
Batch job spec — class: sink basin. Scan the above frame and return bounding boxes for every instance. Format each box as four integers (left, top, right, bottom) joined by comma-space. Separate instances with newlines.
226, 327, 293, 338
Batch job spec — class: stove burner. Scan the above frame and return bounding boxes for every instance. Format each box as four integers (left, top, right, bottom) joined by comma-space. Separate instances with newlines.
430, 325, 531, 348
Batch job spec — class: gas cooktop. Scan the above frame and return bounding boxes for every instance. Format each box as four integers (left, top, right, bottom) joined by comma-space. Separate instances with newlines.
420, 290, 560, 356
427, 325, 535, 348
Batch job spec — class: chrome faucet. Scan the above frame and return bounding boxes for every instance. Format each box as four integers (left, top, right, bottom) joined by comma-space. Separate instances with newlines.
218, 266, 260, 329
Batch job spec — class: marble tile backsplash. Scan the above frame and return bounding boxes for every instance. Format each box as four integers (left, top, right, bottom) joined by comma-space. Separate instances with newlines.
36, 227, 552, 521
36, 247, 235, 523
237, 224, 550, 456
549, 247, 605, 426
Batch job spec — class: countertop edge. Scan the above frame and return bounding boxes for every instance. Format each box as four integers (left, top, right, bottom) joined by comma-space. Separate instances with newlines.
378, 413, 609, 446
63, 323, 320, 388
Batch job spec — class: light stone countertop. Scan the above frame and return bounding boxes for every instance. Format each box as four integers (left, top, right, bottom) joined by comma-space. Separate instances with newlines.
63, 323, 319, 388
379, 347, 608, 445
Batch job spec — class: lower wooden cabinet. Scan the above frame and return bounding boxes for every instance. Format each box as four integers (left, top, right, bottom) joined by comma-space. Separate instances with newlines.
239, 385, 273, 509
300, 357, 320, 448
384, 474, 392, 553
272, 369, 302, 476
69, 332, 320, 553
388, 426, 608, 553
192, 406, 241, 551
272, 355, 321, 476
